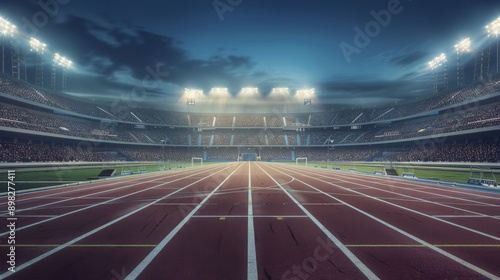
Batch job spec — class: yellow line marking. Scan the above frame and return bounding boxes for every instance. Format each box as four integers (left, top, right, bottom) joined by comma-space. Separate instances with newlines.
277, 217, 283, 220
0, 244, 157, 247
219, 217, 226, 220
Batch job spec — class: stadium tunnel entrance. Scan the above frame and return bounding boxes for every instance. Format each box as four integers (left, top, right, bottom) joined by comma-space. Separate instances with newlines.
239, 148, 259, 161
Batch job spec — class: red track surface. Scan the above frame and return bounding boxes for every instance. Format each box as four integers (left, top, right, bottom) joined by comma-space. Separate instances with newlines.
1, 162, 500, 279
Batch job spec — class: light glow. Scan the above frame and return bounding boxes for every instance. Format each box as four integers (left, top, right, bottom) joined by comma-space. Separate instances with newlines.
30, 38, 46, 53
209, 87, 230, 97
184, 88, 204, 97
295, 88, 315, 97
455, 38, 471, 53
54, 53, 72, 68
429, 53, 447, 70
0, 17, 16, 35
486, 16, 500, 36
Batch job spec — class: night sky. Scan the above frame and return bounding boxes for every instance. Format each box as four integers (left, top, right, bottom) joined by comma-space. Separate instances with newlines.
1, 0, 499, 110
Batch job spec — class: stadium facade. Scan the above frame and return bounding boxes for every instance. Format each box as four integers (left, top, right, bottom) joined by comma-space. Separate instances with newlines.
1, 74, 499, 163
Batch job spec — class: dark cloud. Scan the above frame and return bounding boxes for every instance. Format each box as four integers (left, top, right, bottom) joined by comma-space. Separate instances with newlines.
44, 15, 258, 97
390, 50, 429, 66
318, 73, 431, 106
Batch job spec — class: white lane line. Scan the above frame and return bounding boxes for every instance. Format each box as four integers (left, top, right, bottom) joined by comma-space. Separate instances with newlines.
0, 163, 239, 279
335, 172, 500, 208
192, 215, 308, 218
294, 162, 500, 203
124, 162, 244, 280
0, 164, 224, 215
433, 215, 500, 218
0, 215, 56, 218
264, 163, 500, 279
0, 164, 231, 237
301, 203, 345, 206
6, 169, 176, 202
255, 163, 379, 280
248, 162, 258, 280
277, 164, 500, 236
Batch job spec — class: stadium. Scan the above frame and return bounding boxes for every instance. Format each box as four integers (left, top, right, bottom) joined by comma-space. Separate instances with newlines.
0, 1, 500, 279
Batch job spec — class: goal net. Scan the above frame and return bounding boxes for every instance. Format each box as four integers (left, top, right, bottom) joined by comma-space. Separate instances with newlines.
192, 157, 203, 167
296, 157, 307, 167
468, 166, 498, 187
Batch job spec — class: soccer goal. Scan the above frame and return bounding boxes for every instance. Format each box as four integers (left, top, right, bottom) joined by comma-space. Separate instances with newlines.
192, 157, 203, 167
468, 166, 498, 187
402, 164, 416, 178
296, 157, 307, 167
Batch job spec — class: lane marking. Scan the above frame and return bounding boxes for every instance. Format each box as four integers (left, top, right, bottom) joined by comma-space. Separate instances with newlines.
301, 203, 345, 206
264, 163, 500, 280
125, 163, 244, 280
0, 164, 226, 237
192, 215, 308, 218
0, 163, 240, 279
0, 244, 157, 247
433, 215, 500, 218
255, 163, 380, 280
1, 166, 193, 203
275, 164, 500, 240
344, 244, 500, 248
0, 164, 225, 216
0, 215, 56, 218
4, 244, 499, 248
247, 162, 258, 280
293, 162, 500, 204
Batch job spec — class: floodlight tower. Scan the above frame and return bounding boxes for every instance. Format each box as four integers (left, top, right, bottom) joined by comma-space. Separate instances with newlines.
429, 53, 447, 93
30, 38, 46, 87
486, 16, 500, 75
0, 17, 16, 74
455, 38, 471, 88
52, 53, 72, 91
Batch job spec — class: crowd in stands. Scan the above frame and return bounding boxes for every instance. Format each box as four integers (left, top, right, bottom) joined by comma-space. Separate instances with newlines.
0, 141, 121, 162
2, 98, 500, 147
1, 138, 498, 163
3, 75, 500, 128
392, 143, 500, 163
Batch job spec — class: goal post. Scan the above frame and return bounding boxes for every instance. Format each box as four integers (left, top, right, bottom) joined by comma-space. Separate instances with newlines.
192, 157, 203, 167
296, 157, 307, 167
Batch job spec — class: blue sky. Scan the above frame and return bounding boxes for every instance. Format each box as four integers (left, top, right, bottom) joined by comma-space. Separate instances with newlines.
1, 0, 500, 109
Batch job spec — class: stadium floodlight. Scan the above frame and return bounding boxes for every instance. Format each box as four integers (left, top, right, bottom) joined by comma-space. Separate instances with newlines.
486, 16, 500, 74
241, 87, 259, 95
0, 17, 16, 74
184, 88, 204, 96
209, 87, 230, 97
486, 16, 500, 37
0, 17, 16, 35
30, 38, 46, 53
295, 88, 315, 97
455, 38, 471, 88
53, 53, 72, 91
429, 53, 448, 93
237, 87, 261, 100
31, 38, 47, 87
455, 38, 471, 54
270, 87, 290, 95
428, 53, 447, 70
53, 53, 72, 68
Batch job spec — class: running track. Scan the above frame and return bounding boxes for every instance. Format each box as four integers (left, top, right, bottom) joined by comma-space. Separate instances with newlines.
1, 162, 500, 279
